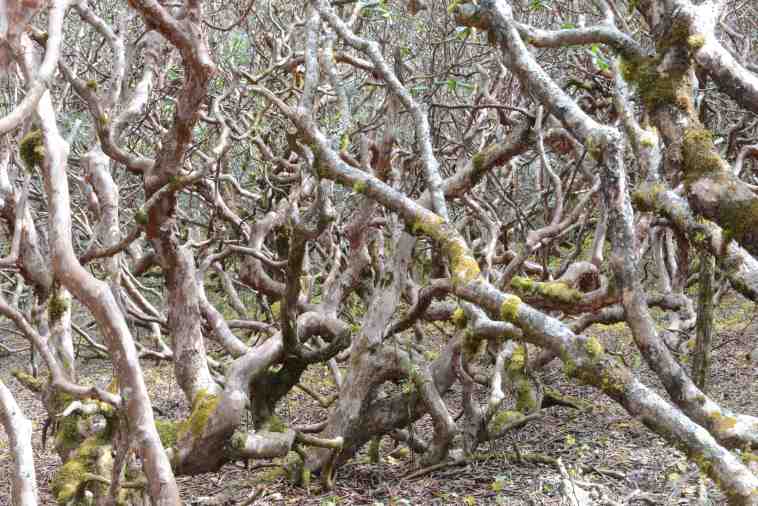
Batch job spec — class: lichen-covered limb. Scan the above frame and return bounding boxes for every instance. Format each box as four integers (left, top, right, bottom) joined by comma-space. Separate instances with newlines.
168, 331, 283, 475
386, 278, 453, 338
511, 20, 645, 61
0, 379, 38, 506
456, 282, 758, 503
0, 151, 52, 295
436, 118, 532, 201
634, 183, 758, 302
315, 336, 462, 464
167, 310, 348, 476
280, 192, 337, 359
669, 0, 758, 115
611, 57, 663, 181
194, 249, 250, 359
295, 432, 344, 450
229, 429, 297, 460
454, 0, 758, 472
693, 252, 715, 391
604, 84, 758, 459
508, 274, 613, 314
311, 0, 448, 221
452, 0, 612, 145
411, 363, 457, 465
619, 2, 758, 257
304, 233, 416, 475
679, 128, 758, 257
51, 432, 115, 504
494, 112, 599, 288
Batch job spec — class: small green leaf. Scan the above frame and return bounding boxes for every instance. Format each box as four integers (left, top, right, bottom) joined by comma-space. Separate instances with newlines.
455, 26, 472, 40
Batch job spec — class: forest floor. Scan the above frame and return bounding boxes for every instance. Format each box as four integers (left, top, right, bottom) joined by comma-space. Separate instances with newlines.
1, 292, 757, 505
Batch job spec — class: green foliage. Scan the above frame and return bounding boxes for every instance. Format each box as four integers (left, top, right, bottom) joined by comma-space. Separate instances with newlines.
223, 31, 252, 67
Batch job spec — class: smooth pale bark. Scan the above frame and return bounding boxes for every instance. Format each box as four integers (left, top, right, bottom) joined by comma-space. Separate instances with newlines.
0, 0, 67, 134
35, 92, 180, 505
0, 379, 38, 506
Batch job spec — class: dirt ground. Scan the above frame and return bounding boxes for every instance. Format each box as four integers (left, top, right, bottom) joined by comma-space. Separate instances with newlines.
1, 293, 756, 505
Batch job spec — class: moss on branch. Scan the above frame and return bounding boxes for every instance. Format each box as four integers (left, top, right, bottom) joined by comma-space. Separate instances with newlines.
510, 276, 583, 304
500, 295, 522, 322
451, 307, 468, 328
11, 369, 44, 392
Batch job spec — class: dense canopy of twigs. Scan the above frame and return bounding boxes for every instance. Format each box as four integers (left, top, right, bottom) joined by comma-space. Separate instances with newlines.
1, 0, 758, 504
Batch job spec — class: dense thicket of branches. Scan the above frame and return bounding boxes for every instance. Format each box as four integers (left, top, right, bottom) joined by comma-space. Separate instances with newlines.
1, 0, 758, 504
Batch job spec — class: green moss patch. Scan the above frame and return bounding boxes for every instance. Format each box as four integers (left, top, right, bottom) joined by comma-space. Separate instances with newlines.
177, 389, 220, 440
682, 127, 724, 183
11, 369, 44, 392
155, 419, 179, 448
511, 276, 583, 304
48, 292, 70, 323
489, 410, 524, 433
451, 307, 468, 329
618, 55, 691, 113
51, 433, 112, 503
19, 128, 45, 169
500, 295, 522, 322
